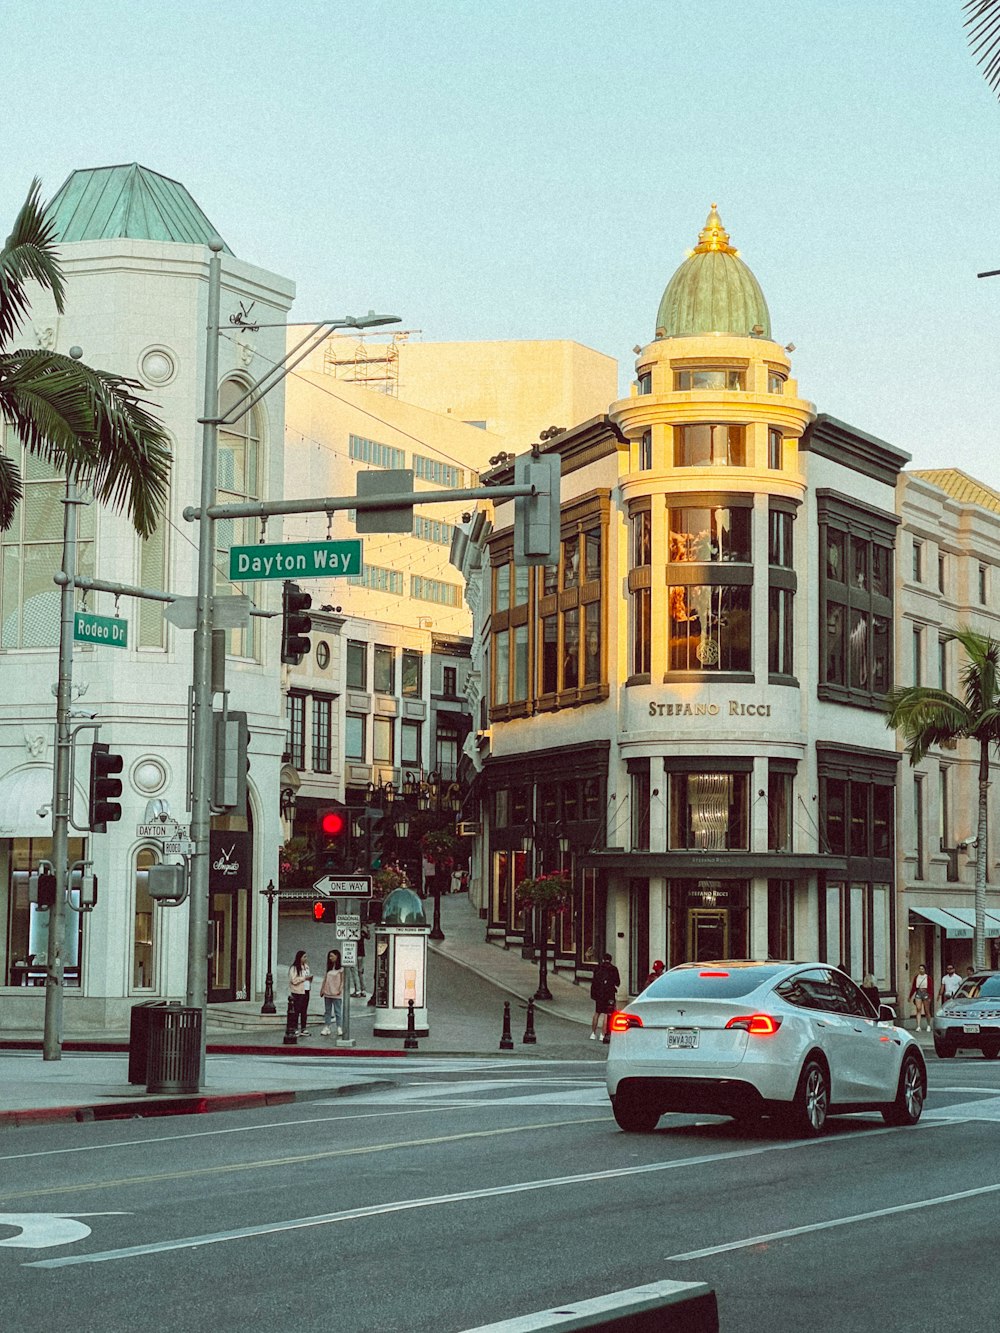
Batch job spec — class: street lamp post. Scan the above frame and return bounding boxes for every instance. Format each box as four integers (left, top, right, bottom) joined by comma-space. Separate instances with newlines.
531, 826, 569, 1003
260, 879, 278, 1014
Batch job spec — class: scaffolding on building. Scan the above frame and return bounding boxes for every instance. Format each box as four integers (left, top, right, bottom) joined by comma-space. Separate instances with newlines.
322, 329, 420, 396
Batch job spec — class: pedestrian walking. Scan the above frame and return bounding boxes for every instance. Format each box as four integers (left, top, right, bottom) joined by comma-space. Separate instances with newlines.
590, 953, 620, 1043
288, 949, 312, 1036
939, 963, 962, 1008
909, 963, 932, 1032
642, 959, 666, 990
320, 949, 345, 1037
860, 972, 881, 1012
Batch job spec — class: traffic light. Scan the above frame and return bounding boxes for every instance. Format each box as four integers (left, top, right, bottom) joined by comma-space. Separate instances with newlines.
281, 581, 312, 665
213, 710, 249, 814
316, 806, 349, 874
88, 742, 123, 833
312, 900, 335, 923
513, 450, 561, 566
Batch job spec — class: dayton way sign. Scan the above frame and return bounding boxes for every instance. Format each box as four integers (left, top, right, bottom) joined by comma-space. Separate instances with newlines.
229, 540, 362, 581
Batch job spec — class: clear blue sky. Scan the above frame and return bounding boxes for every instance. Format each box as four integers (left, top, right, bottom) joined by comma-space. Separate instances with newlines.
6, 1, 1000, 475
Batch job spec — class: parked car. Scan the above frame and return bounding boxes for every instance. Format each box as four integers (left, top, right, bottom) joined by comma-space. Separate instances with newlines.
606, 960, 925, 1136
932, 970, 1000, 1059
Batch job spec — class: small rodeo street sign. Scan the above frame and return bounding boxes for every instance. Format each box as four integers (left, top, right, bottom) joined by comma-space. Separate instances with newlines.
73, 612, 128, 649
313, 875, 372, 899
228, 540, 362, 582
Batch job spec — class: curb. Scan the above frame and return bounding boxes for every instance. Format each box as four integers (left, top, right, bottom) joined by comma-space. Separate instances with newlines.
0, 1077, 397, 1130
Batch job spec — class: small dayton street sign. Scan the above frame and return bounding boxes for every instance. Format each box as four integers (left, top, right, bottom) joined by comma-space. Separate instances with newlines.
73, 612, 128, 649
228, 541, 362, 582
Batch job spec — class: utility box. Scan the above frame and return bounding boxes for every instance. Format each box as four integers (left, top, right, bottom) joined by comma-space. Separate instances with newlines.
372, 888, 430, 1037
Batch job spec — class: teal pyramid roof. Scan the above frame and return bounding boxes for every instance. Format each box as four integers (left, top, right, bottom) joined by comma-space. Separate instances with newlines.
47, 163, 232, 252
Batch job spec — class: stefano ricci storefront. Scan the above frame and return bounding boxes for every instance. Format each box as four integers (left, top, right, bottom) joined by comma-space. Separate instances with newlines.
478, 206, 907, 998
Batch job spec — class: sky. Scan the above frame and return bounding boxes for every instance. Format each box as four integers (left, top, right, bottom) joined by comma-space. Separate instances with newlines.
5, 0, 1000, 477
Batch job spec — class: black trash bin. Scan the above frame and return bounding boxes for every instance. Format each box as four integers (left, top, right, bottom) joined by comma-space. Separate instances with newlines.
128, 1000, 172, 1084
146, 1005, 202, 1094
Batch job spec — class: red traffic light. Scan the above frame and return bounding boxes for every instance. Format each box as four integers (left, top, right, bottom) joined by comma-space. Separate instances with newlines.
320, 811, 345, 837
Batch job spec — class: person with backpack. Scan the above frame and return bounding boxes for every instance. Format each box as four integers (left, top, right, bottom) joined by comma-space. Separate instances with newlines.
590, 953, 620, 1043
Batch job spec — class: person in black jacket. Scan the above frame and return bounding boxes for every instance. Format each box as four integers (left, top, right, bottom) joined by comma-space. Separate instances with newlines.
590, 953, 621, 1043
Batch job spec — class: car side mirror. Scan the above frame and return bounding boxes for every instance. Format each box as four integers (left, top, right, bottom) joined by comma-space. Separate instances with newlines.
877, 1004, 896, 1023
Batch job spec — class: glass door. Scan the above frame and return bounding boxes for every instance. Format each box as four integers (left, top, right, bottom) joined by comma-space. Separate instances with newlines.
687, 908, 729, 962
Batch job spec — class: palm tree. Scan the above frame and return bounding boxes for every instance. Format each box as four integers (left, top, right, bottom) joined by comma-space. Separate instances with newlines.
0, 179, 171, 536
885, 627, 1000, 969
965, 1, 1000, 98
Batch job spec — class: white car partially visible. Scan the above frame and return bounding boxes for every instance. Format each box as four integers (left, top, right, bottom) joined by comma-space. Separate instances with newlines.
605, 960, 925, 1136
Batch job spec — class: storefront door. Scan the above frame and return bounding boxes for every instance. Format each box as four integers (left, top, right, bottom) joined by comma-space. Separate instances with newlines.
208, 830, 252, 1003
687, 907, 729, 961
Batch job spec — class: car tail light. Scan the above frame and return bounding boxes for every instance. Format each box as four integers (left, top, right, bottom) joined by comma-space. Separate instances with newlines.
609, 1011, 643, 1033
725, 1013, 782, 1036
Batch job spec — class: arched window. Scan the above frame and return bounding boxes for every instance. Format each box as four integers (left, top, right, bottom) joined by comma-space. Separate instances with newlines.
215, 379, 263, 659
133, 847, 158, 989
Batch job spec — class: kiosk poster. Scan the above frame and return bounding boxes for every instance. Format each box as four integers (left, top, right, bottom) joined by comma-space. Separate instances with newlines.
393, 934, 424, 1009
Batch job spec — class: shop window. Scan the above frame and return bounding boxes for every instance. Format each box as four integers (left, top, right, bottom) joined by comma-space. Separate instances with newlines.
629, 880, 650, 994
767, 768, 793, 852
818, 493, 896, 708
673, 423, 746, 467
631, 762, 650, 850
133, 848, 157, 989
6, 837, 84, 986
673, 368, 745, 390
668, 584, 751, 672
668, 505, 751, 564
579, 869, 606, 964
668, 771, 749, 851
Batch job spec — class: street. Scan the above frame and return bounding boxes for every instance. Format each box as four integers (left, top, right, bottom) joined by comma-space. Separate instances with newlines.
2, 1054, 999, 1331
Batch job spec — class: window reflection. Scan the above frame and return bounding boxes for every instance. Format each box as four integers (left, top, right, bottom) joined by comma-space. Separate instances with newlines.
668, 585, 751, 671
674, 424, 746, 467
668, 506, 750, 563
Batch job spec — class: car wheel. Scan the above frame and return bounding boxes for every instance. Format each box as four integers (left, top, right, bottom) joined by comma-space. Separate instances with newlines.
611, 1090, 660, 1133
882, 1051, 926, 1127
982, 1042, 1000, 1060
786, 1058, 830, 1137
933, 1037, 955, 1059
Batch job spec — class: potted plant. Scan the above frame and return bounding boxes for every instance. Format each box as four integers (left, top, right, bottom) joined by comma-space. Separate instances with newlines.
419, 827, 458, 868
278, 836, 314, 890
514, 870, 572, 912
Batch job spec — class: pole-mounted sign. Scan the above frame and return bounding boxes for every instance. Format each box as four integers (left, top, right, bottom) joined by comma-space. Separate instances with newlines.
228, 540, 362, 581
73, 612, 128, 649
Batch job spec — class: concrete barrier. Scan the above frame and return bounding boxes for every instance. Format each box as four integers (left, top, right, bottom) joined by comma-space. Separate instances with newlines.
459, 1278, 719, 1332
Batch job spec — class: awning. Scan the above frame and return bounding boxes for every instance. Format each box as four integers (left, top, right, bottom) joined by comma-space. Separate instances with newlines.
0, 766, 54, 838
910, 906, 1000, 938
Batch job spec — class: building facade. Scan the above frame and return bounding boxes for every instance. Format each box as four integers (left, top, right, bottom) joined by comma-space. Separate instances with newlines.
462, 207, 913, 1001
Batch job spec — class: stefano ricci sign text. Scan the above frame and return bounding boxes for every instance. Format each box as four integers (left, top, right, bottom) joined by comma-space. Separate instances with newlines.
648, 698, 773, 718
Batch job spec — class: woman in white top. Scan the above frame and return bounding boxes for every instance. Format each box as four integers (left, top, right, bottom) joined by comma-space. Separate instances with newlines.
909, 964, 931, 1033
288, 950, 312, 1036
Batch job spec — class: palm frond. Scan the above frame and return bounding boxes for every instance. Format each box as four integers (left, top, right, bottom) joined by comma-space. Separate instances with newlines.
952, 625, 1000, 714
0, 449, 22, 529
884, 686, 971, 765
0, 179, 65, 348
964, 0, 1000, 98
0, 350, 171, 537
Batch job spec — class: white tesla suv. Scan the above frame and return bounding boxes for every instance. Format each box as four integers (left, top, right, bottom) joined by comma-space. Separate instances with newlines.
606, 961, 925, 1136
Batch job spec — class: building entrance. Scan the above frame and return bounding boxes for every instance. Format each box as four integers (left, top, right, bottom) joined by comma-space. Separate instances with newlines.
687, 907, 729, 961
208, 829, 252, 1003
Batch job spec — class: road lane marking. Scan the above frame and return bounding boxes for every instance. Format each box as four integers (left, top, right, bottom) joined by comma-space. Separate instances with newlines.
665, 1179, 1000, 1261
0, 1212, 128, 1250
925, 1095, 1000, 1120
24, 1120, 954, 1268
0, 1117, 608, 1205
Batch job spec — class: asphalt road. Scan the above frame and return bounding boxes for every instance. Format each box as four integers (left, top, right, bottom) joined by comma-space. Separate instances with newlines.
2, 1055, 999, 1332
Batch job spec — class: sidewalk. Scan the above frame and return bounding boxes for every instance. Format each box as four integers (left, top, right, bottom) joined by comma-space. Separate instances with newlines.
0, 895, 605, 1128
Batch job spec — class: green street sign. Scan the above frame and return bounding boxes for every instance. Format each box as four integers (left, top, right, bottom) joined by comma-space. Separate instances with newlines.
73, 612, 128, 649
228, 540, 362, 582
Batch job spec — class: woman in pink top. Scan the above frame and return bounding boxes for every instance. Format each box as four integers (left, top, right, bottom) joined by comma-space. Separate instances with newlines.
320, 949, 345, 1037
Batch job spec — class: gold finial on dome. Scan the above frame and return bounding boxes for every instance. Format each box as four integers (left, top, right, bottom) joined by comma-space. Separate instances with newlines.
693, 203, 736, 254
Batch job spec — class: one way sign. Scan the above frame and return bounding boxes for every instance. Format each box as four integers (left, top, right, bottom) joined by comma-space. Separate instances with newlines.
312, 875, 372, 900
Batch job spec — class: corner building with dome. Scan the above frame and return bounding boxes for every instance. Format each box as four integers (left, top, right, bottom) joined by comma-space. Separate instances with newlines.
472, 207, 908, 1001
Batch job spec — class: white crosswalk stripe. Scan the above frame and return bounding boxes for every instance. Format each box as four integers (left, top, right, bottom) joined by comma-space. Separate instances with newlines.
925, 1095, 1000, 1121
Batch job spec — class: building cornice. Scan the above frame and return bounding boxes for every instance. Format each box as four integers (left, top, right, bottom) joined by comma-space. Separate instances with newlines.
801, 414, 909, 487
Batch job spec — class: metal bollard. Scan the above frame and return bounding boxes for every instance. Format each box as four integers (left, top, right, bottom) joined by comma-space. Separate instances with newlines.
522, 996, 537, 1044
282, 995, 298, 1046
403, 998, 419, 1050
499, 1000, 514, 1050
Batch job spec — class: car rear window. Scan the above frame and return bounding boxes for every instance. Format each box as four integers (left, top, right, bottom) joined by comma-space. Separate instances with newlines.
641, 966, 786, 1000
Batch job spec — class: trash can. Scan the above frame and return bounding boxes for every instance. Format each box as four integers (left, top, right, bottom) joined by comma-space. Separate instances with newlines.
146, 1005, 203, 1094
128, 1000, 172, 1084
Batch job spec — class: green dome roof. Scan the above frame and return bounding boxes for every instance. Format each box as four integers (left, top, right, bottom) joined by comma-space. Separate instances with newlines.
656, 205, 770, 340
381, 887, 428, 927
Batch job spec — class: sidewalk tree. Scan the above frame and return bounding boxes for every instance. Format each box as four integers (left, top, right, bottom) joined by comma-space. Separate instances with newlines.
0, 179, 171, 536
885, 627, 1000, 969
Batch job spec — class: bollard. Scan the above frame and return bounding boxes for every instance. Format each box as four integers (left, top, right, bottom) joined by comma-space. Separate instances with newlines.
499, 1000, 514, 1050
403, 998, 419, 1050
282, 995, 298, 1046
522, 996, 537, 1044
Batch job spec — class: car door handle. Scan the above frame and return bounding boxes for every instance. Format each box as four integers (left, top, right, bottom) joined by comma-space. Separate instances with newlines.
816, 1020, 828, 1027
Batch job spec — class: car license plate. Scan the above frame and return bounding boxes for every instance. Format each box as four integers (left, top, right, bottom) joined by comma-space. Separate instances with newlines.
668, 1029, 699, 1050
964, 1024, 981, 1034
